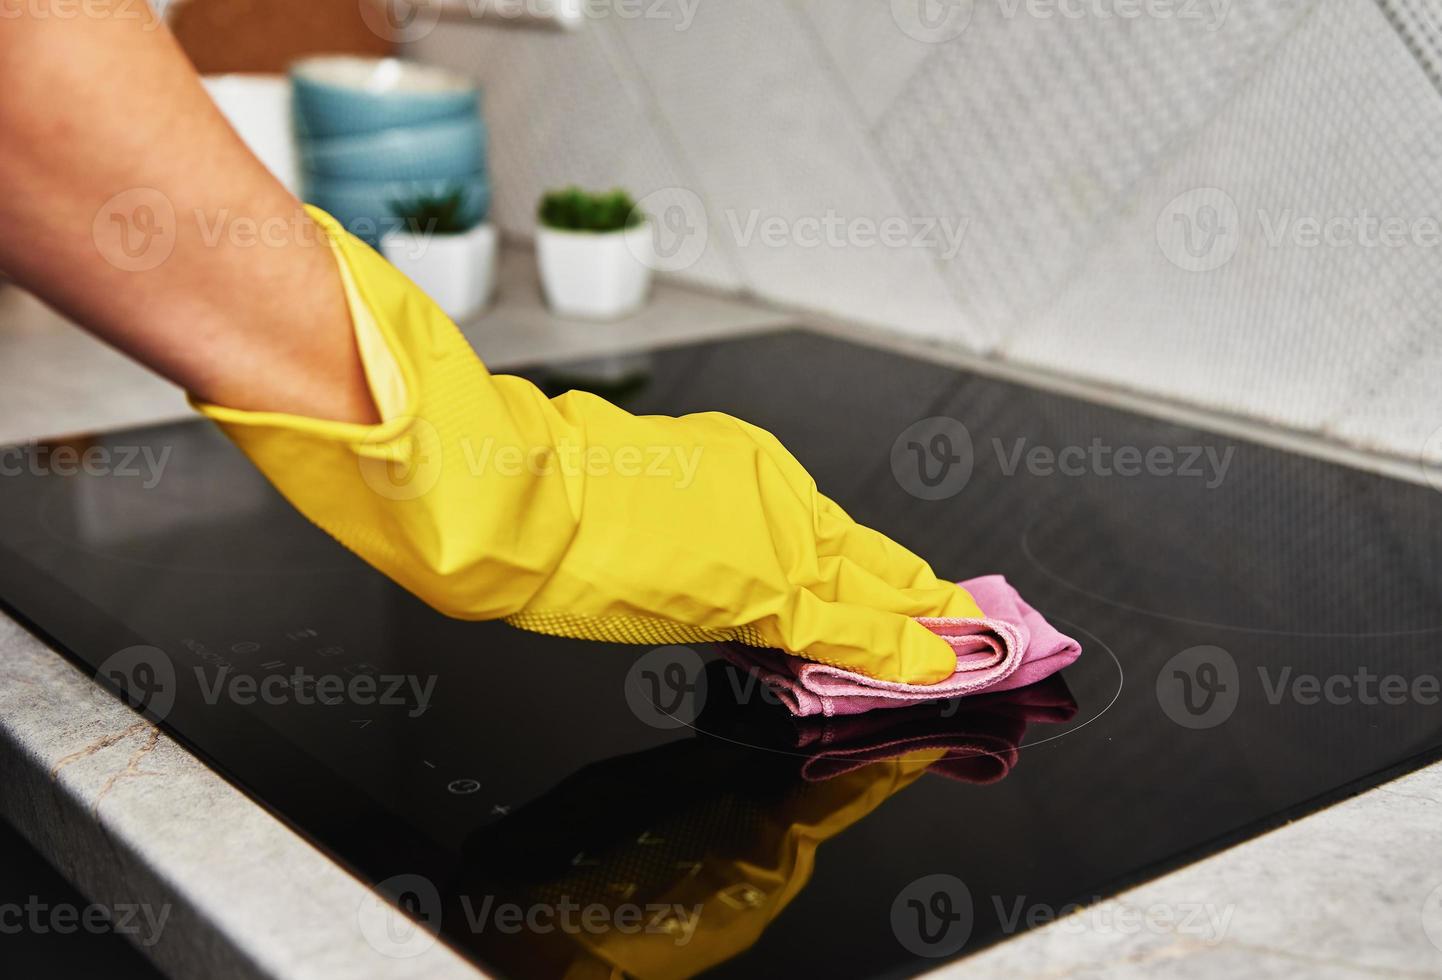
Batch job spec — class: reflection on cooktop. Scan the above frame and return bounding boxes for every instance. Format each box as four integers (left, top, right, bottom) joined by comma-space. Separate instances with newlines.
36, 455, 359, 576
449, 666, 1079, 978
1, 329, 1441, 979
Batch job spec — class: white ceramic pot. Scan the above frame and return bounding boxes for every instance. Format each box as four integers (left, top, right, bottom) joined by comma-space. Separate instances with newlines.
535, 222, 655, 320
381, 222, 498, 322
201, 75, 300, 194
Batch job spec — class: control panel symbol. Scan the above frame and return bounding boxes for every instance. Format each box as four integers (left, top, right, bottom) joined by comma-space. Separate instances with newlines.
719, 884, 766, 910
655, 910, 692, 939
230, 641, 260, 655
447, 778, 481, 795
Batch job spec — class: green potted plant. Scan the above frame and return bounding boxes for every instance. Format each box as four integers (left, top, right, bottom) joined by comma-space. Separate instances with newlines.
535, 187, 654, 320
381, 187, 496, 320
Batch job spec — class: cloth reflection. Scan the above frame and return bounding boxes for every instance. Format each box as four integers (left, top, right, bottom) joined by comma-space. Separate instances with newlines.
452, 663, 1077, 979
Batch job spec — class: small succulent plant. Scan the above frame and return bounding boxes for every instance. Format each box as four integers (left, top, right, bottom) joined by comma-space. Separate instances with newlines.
389, 188, 481, 236
537, 187, 644, 233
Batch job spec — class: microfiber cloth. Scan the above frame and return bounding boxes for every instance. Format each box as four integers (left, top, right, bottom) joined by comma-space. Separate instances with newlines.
719, 575, 1081, 718
791, 678, 1079, 784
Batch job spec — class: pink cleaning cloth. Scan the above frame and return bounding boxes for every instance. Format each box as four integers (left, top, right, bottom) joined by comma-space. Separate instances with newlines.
719, 575, 1080, 718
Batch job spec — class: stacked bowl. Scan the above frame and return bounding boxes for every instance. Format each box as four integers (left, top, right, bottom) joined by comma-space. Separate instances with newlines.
291, 56, 490, 246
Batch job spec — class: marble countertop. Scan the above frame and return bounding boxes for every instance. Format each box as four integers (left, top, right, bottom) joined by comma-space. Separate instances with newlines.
2, 255, 1440, 979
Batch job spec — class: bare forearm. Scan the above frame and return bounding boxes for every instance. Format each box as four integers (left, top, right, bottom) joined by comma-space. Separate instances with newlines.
0, 4, 376, 423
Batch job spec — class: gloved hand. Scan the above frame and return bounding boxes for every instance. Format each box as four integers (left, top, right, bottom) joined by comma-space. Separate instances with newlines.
195, 207, 981, 683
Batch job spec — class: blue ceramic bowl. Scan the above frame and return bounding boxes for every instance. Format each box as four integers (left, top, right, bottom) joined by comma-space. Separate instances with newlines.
291, 56, 480, 140
299, 116, 488, 181
303, 172, 491, 246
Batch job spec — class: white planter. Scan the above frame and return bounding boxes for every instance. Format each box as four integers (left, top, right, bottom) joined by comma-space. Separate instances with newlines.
381, 222, 497, 321
536, 222, 655, 320
201, 75, 299, 194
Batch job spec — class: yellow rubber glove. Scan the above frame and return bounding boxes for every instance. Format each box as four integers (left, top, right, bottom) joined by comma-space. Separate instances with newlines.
194, 207, 981, 683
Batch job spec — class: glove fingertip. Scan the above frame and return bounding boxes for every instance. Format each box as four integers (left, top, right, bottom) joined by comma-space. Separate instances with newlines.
892, 619, 959, 685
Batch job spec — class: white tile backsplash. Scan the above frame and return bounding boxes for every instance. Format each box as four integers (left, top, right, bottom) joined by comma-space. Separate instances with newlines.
408, 0, 1442, 462
1010, 0, 1442, 457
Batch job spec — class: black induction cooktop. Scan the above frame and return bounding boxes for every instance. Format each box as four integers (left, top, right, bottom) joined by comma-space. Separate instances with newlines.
3, 329, 1442, 977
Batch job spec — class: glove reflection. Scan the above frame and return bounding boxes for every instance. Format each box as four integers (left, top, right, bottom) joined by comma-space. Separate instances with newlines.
450, 663, 1078, 979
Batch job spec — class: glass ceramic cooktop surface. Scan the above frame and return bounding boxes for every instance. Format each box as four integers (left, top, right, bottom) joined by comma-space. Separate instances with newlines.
2, 329, 1441, 978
